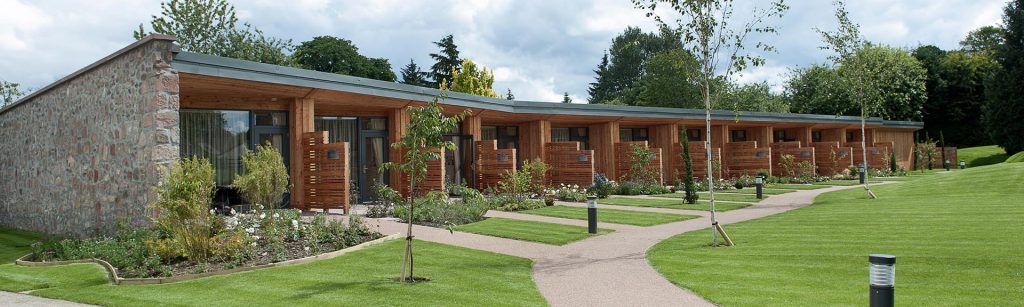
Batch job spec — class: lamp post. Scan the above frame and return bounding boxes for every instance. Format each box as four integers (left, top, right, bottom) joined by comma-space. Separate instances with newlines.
754, 176, 764, 199
869, 254, 896, 307
944, 159, 951, 171
859, 164, 867, 184
586, 196, 598, 234
959, 160, 966, 169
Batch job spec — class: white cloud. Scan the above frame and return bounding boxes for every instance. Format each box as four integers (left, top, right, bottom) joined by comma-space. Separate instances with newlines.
0, 0, 53, 51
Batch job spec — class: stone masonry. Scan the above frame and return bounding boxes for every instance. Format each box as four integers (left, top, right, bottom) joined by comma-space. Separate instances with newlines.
0, 36, 180, 237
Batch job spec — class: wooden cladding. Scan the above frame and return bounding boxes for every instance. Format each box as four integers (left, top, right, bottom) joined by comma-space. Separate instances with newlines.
398, 148, 445, 197
812, 142, 854, 176
476, 140, 516, 190
299, 131, 349, 213
614, 141, 664, 184
846, 142, 891, 169
672, 141, 722, 180
724, 141, 771, 178
770, 141, 817, 177
545, 142, 595, 187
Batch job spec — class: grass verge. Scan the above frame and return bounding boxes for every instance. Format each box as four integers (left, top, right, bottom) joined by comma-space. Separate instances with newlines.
453, 218, 611, 245
598, 197, 751, 212
520, 205, 699, 226
957, 145, 1008, 167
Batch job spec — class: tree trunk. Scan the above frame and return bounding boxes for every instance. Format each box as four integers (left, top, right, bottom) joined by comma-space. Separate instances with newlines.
401, 171, 417, 282
704, 83, 718, 247
861, 111, 875, 199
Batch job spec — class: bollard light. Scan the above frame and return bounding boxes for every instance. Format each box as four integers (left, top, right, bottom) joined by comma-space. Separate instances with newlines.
586, 196, 598, 234
754, 176, 764, 199
859, 164, 867, 184
944, 159, 951, 171
959, 160, 966, 169
869, 254, 896, 307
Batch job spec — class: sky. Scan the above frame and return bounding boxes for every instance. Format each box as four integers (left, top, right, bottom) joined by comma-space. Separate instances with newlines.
0, 0, 1006, 103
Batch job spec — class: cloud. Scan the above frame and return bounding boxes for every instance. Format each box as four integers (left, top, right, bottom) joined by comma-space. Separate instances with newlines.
0, 0, 1008, 102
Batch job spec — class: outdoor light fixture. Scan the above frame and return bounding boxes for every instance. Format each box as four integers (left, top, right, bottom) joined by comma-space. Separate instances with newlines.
586, 196, 598, 234
327, 149, 340, 160
577, 154, 589, 162
754, 176, 764, 199
859, 164, 867, 184
944, 159, 951, 171
959, 160, 966, 169
869, 254, 896, 307
497, 153, 509, 162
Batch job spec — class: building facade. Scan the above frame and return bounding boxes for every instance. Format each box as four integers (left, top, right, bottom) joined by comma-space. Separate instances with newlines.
0, 36, 922, 236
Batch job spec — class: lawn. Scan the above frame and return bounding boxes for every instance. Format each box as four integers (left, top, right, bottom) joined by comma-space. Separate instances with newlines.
520, 205, 699, 226
652, 192, 759, 203
0, 236, 545, 306
812, 180, 861, 186
647, 163, 1024, 306
766, 184, 829, 190
453, 218, 612, 245
598, 197, 751, 212
957, 145, 1008, 167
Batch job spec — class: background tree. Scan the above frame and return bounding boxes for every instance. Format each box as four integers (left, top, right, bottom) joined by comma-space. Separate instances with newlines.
446, 59, 498, 98
430, 34, 461, 88
587, 26, 684, 105
587, 52, 613, 103
639, 49, 703, 108
400, 59, 429, 86
985, 0, 1024, 155
784, 64, 851, 115
381, 92, 467, 283
721, 82, 789, 113
961, 25, 1005, 55
505, 88, 515, 100
914, 45, 998, 147
633, 0, 787, 246
562, 92, 572, 103
291, 36, 396, 81
1, 79, 25, 107
134, 0, 291, 65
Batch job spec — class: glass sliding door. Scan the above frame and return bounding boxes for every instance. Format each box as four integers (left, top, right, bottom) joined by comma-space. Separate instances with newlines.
359, 118, 388, 202
180, 109, 250, 186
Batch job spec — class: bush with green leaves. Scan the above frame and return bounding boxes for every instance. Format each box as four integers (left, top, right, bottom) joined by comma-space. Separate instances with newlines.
31, 221, 167, 278
616, 180, 670, 195
366, 183, 401, 218
588, 173, 616, 198
393, 191, 493, 226
496, 159, 548, 202
626, 143, 659, 184
150, 157, 220, 263
546, 183, 588, 202
233, 143, 290, 208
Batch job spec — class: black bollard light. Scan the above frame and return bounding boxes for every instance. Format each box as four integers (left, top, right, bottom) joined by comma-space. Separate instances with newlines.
586, 196, 598, 234
754, 176, 764, 199
869, 254, 896, 307
944, 159, 951, 171
859, 164, 867, 184
959, 160, 966, 169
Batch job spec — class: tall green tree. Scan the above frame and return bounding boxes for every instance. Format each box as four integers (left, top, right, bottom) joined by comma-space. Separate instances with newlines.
721, 82, 789, 113
291, 36, 396, 81
429, 34, 461, 88
985, 0, 1024, 155
633, 0, 787, 246
961, 25, 1004, 55
588, 26, 684, 105
134, 0, 291, 65
562, 92, 572, 103
916, 47, 997, 147
639, 49, 703, 108
680, 131, 698, 204
400, 59, 429, 86
1, 79, 24, 107
784, 64, 851, 115
505, 88, 515, 100
587, 52, 613, 103
446, 59, 498, 98
382, 92, 467, 283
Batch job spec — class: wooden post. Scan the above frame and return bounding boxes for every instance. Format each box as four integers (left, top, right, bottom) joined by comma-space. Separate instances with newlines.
588, 121, 619, 178
289, 98, 314, 211
714, 223, 734, 246
650, 124, 678, 184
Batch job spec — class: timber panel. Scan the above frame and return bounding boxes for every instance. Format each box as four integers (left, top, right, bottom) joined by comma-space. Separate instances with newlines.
476, 140, 516, 190
545, 142, 595, 187
724, 141, 771, 178
770, 141, 816, 177
813, 142, 854, 176
614, 141, 664, 184
847, 143, 890, 169
300, 132, 349, 213
671, 141, 722, 180
398, 148, 445, 197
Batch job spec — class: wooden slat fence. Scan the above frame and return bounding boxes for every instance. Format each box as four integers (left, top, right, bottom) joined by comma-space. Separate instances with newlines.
846, 142, 889, 169
770, 141, 817, 177
545, 142, 595, 187
475, 140, 516, 190
813, 142, 854, 176
614, 141, 664, 184
396, 147, 446, 197
724, 141, 771, 178
671, 141, 722, 180
300, 131, 349, 213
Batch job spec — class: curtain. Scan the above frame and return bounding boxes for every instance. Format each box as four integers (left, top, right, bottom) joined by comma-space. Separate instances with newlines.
180, 109, 250, 186
314, 117, 359, 200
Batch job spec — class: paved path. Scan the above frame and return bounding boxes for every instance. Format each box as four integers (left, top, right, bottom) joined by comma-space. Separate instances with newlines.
365, 184, 864, 307
0, 291, 95, 307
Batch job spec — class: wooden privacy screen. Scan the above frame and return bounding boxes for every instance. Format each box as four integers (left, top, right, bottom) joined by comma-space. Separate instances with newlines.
398, 148, 445, 197
545, 142, 595, 187
941, 147, 958, 167
671, 141, 722, 180
846, 142, 890, 169
812, 142, 854, 176
724, 141, 771, 178
475, 140, 516, 190
300, 131, 350, 213
770, 141, 817, 177
614, 141, 664, 184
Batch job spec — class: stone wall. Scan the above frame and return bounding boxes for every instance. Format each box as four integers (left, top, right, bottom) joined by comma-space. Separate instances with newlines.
0, 37, 180, 237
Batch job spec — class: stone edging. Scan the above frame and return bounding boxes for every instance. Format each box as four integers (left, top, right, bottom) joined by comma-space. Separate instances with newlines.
15, 233, 401, 285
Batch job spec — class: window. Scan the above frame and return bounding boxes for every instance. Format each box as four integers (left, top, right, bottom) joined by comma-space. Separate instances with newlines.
551, 127, 589, 149
773, 130, 787, 142
619, 128, 649, 142
180, 109, 251, 186
846, 131, 855, 142
730, 129, 747, 142
254, 111, 287, 126
482, 125, 519, 150
812, 131, 822, 142
361, 118, 387, 130
680, 128, 702, 141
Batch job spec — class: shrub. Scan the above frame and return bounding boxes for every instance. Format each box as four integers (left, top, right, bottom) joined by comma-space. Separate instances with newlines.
394, 191, 492, 225
627, 144, 659, 184
616, 180, 670, 195
150, 157, 220, 263
233, 143, 290, 209
547, 184, 587, 202
587, 173, 616, 198
367, 183, 401, 218
778, 154, 797, 177
497, 159, 548, 202
492, 195, 545, 211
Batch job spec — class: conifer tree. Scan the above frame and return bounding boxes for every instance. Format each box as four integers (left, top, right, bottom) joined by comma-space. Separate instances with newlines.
562, 92, 573, 103
506, 88, 515, 100
400, 59, 429, 87
429, 34, 461, 88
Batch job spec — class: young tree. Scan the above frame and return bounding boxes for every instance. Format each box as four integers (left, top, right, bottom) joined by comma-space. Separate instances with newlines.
400, 59, 430, 87
446, 59, 498, 98
505, 88, 515, 100
632, 0, 787, 246
985, 0, 1024, 155
429, 34, 461, 88
134, 0, 291, 65
680, 131, 698, 204
382, 92, 467, 283
1, 79, 25, 107
562, 92, 573, 103
292, 36, 396, 81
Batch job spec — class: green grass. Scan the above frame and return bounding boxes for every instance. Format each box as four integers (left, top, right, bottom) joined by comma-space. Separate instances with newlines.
598, 197, 751, 211
520, 205, 699, 226
1006, 151, 1024, 163
958, 145, 1008, 167
693, 192, 759, 202
647, 163, 1024, 306
0, 238, 545, 307
812, 180, 860, 186
0, 227, 44, 262
453, 218, 611, 245
765, 184, 829, 190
